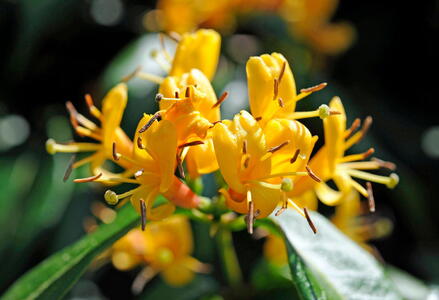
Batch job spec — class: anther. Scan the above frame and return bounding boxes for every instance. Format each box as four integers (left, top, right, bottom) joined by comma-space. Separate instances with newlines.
243, 156, 250, 169
387, 173, 399, 189
212, 91, 228, 108
361, 116, 373, 138
278, 61, 286, 83
371, 157, 396, 171
304, 208, 317, 234
278, 97, 284, 108
366, 182, 375, 212
255, 116, 262, 121
138, 112, 162, 133
105, 190, 119, 205
242, 140, 247, 154
174, 91, 179, 98
63, 154, 76, 182
345, 118, 361, 139
140, 199, 147, 231
155, 93, 164, 102
112, 142, 121, 161
65, 101, 79, 129
268, 141, 289, 153
306, 166, 321, 182
362, 148, 375, 159
85, 94, 94, 108
176, 154, 185, 178
300, 82, 327, 93
185, 87, 190, 98
137, 137, 144, 149
246, 200, 255, 234
73, 173, 102, 183
167, 31, 181, 42
178, 140, 204, 149
273, 79, 279, 100
121, 66, 142, 82
290, 149, 300, 164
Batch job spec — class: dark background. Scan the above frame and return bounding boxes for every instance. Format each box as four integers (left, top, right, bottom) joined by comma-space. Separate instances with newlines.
0, 0, 438, 298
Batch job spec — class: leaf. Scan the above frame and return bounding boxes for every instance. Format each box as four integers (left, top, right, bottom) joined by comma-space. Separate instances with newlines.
1, 203, 139, 300
386, 266, 435, 300
272, 209, 401, 300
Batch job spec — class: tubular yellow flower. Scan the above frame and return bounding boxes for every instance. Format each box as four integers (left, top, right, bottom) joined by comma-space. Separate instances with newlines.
46, 83, 133, 180
212, 111, 318, 233
246, 53, 330, 125
169, 29, 221, 81
292, 97, 399, 206
111, 216, 208, 288
104, 114, 200, 223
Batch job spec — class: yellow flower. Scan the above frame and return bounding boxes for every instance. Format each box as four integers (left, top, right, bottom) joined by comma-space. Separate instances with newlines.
280, 0, 355, 55
292, 97, 399, 206
212, 111, 318, 233
246, 53, 331, 126
111, 216, 208, 287
104, 114, 200, 223
157, 69, 220, 178
169, 29, 221, 81
263, 233, 288, 266
46, 83, 134, 180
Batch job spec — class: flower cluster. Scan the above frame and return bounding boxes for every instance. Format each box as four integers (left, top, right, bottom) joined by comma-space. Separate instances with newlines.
47, 28, 398, 285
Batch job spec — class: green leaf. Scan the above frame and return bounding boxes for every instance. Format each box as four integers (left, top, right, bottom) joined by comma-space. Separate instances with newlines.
272, 209, 401, 300
2, 204, 139, 300
386, 266, 436, 300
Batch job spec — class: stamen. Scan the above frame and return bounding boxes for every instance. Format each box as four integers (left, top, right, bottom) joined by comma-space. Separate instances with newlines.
46, 139, 101, 154
345, 169, 399, 189
278, 97, 284, 108
246, 191, 254, 234
300, 82, 327, 93
138, 112, 162, 133
75, 126, 102, 140
185, 86, 191, 98
65, 101, 79, 129
366, 182, 375, 212
121, 66, 142, 82
349, 179, 369, 197
339, 148, 375, 163
178, 140, 204, 149
290, 149, 300, 164
273, 79, 279, 100
136, 72, 164, 84
371, 157, 397, 171
63, 154, 76, 182
243, 155, 250, 169
278, 61, 286, 83
257, 171, 308, 180
344, 116, 373, 149
174, 91, 179, 98
287, 199, 306, 217
242, 140, 248, 154
84, 94, 102, 119
306, 166, 321, 182
275, 193, 288, 216
155, 94, 163, 102
268, 141, 289, 153
176, 154, 185, 178
140, 199, 147, 231
304, 208, 317, 234
112, 142, 121, 161
345, 118, 361, 139
73, 172, 102, 183
167, 31, 181, 42
212, 91, 228, 108
105, 186, 144, 205
137, 137, 144, 149
255, 116, 262, 121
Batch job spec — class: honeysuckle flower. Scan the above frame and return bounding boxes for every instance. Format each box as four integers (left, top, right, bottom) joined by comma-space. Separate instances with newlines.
263, 233, 288, 266
104, 114, 200, 223
280, 0, 355, 55
212, 111, 319, 233
246, 53, 333, 126
45, 83, 134, 181
291, 97, 399, 207
111, 216, 208, 290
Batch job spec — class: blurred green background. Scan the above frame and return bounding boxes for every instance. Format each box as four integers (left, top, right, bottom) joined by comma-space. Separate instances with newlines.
0, 0, 438, 298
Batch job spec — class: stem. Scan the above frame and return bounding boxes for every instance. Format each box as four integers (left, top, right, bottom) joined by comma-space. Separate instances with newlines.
216, 228, 243, 287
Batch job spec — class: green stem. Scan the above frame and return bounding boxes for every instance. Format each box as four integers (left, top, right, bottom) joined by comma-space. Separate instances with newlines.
216, 228, 243, 287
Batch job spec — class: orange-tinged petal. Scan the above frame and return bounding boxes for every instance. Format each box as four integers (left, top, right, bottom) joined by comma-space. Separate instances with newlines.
170, 29, 221, 80
263, 234, 287, 265
186, 138, 219, 177
250, 184, 281, 218
161, 261, 195, 286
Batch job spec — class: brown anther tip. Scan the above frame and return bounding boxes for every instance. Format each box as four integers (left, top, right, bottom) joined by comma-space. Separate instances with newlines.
65, 101, 79, 128
243, 156, 250, 169
306, 166, 321, 182
363, 148, 375, 159
268, 140, 289, 153
178, 140, 204, 149
366, 182, 375, 212
278, 61, 286, 83
185, 87, 190, 98
345, 118, 362, 139
63, 154, 76, 182
176, 154, 185, 179
112, 142, 120, 161
273, 79, 279, 100
174, 91, 179, 98
329, 110, 341, 115
212, 91, 228, 108
209, 120, 223, 128
121, 66, 142, 82
371, 157, 397, 171
246, 201, 255, 234
139, 112, 161, 133
362, 116, 373, 135
275, 206, 286, 216
242, 140, 248, 154
140, 199, 147, 231
304, 208, 317, 234
73, 172, 102, 183
137, 137, 144, 149
155, 93, 164, 102
85, 94, 94, 108
300, 82, 328, 93
290, 149, 301, 164
255, 116, 262, 121
278, 97, 284, 108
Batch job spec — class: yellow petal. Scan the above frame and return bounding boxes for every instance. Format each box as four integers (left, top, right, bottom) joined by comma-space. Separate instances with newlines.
250, 184, 281, 218
263, 234, 287, 265
101, 83, 128, 152
161, 261, 195, 286
170, 29, 221, 80
186, 138, 219, 178
314, 181, 345, 206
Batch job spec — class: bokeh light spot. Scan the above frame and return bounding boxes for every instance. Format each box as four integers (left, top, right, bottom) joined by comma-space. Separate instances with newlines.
0, 115, 30, 151
422, 126, 439, 158
90, 0, 124, 26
